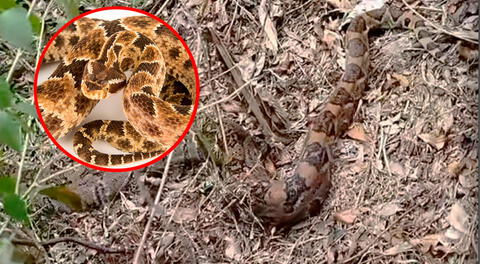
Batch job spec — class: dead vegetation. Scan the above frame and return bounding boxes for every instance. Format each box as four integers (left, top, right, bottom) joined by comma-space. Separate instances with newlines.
1, 0, 478, 263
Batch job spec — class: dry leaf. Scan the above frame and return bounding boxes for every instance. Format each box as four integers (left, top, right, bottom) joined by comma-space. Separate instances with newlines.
439, 111, 454, 133
383, 242, 413, 255
418, 133, 446, 150
410, 234, 442, 253
225, 236, 242, 261
326, 247, 336, 264
172, 207, 197, 224
376, 202, 402, 217
410, 233, 454, 255
264, 157, 276, 176
389, 161, 405, 177
444, 227, 463, 241
326, 0, 354, 11
447, 161, 464, 176
346, 123, 369, 142
447, 202, 468, 233
334, 208, 360, 224
321, 29, 339, 50
391, 73, 410, 88
120, 193, 139, 211
259, 0, 278, 53
237, 56, 256, 81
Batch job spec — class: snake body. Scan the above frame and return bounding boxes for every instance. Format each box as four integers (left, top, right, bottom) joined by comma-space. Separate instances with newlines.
253, 4, 441, 226
37, 16, 196, 166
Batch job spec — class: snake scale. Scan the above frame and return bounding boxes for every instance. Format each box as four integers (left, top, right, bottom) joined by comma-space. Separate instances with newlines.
38, 3, 444, 227
37, 15, 196, 166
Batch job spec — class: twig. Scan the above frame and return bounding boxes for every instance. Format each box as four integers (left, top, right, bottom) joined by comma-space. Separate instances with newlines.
198, 78, 255, 112
202, 63, 239, 85
13, 0, 40, 195
133, 151, 174, 264
35, 0, 55, 65
6, 51, 22, 83
215, 105, 229, 158
38, 164, 82, 184
22, 153, 61, 199
154, 0, 171, 17
400, 0, 478, 44
12, 236, 131, 254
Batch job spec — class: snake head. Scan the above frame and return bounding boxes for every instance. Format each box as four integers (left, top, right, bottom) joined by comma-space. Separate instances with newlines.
81, 61, 126, 99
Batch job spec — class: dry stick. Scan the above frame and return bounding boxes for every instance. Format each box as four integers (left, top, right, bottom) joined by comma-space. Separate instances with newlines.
400, 0, 478, 44
13, 0, 40, 196
12, 236, 131, 254
198, 78, 255, 112
154, 0, 171, 17
381, 127, 393, 178
225, 3, 238, 43
133, 152, 174, 264
18, 0, 57, 197
203, 63, 239, 85
38, 163, 82, 185
22, 153, 62, 199
215, 105, 229, 157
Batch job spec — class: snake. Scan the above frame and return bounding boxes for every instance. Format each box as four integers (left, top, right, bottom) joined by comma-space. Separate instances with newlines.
251, 3, 443, 227
36, 15, 196, 166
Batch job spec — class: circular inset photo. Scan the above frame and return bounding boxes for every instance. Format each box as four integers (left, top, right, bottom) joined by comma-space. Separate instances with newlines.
34, 7, 199, 171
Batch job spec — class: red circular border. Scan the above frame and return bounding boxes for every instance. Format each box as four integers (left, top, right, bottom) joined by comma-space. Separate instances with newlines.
33, 6, 200, 172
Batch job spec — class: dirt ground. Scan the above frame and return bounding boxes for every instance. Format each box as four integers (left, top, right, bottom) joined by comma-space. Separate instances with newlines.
1, 0, 478, 263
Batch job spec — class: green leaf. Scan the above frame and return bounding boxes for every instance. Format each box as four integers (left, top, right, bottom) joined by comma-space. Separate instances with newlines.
3, 193, 29, 223
0, 0, 16, 12
29, 14, 41, 36
0, 176, 15, 195
12, 102, 37, 117
40, 186, 84, 211
55, 0, 79, 20
0, 7, 34, 51
0, 78, 13, 109
0, 111, 23, 151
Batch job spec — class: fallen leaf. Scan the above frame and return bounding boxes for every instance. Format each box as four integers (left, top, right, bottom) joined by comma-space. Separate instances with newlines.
410, 234, 442, 253
321, 29, 339, 50
326, 247, 336, 264
439, 110, 454, 133
391, 73, 410, 88
447, 202, 468, 233
376, 202, 402, 217
172, 207, 197, 224
410, 233, 454, 255
237, 56, 256, 81
383, 242, 413, 255
259, 0, 278, 53
225, 236, 242, 261
389, 161, 405, 177
447, 161, 464, 177
346, 123, 369, 142
418, 133, 446, 150
334, 208, 360, 224
326, 0, 354, 11
444, 227, 463, 241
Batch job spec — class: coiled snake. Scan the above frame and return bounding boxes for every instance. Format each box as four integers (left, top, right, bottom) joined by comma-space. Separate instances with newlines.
37, 15, 196, 166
